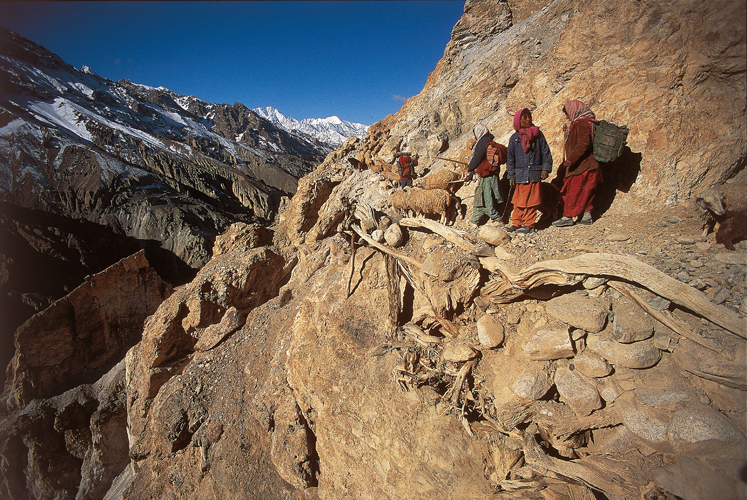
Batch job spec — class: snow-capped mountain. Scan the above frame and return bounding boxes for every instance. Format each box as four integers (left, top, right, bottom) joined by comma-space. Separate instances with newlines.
0, 26, 332, 352
253, 106, 368, 147
0, 26, 329, 228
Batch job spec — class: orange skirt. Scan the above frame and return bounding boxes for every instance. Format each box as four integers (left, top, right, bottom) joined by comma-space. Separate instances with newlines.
511, 181, 543, 208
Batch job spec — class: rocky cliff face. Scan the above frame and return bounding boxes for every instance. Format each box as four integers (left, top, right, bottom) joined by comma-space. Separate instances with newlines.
1, 1, 746, 499
355, 0, 745, 213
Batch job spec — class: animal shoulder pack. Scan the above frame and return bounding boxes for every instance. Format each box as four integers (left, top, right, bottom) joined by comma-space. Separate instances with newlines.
592, 120, 629, 163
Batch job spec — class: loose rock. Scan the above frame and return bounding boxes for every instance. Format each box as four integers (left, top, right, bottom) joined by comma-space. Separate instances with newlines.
606, 232, 630, 242
586, 335, 662, 369
478, 225, 510, 246
384, 223, 405, 247
442, 342, 478, 362
523, 323, 575, 360
545, 294, 609, 333
510, 362, 553, 400
612, 301, 654, 344
572, 350, 612, 378
667, 404, 747, 455
554, 361, 603, 416
477, 314, 504, 349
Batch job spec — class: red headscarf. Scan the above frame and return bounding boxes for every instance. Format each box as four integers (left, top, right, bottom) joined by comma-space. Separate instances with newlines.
563, 100, 598, 140
513, 108, 539, 153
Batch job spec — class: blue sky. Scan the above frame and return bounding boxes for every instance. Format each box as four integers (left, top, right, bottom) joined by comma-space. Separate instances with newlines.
0, 1, 465, 125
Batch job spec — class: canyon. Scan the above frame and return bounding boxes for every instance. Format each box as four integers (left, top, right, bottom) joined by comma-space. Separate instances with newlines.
1, 1, 745, 499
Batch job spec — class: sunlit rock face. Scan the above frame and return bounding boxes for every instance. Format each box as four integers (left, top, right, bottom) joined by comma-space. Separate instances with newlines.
1, 2, 746, 500
358, 0, 746, 214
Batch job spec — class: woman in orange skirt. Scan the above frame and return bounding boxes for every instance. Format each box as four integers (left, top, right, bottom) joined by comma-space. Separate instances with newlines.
506, 108, 553, 234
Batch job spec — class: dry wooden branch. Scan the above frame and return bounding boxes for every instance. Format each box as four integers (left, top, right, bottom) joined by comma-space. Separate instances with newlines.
385, 255, 400, 339
433, 315, 460, 338
399, 270, 461, 338
402, 323, 442, 346
346, 232, 356, 298
609, 280, 726, 355
460, 412, 474, 437
450, 359, 478, 407
354, 200, 378, 230
522, 434, 640, 498
481, 253, 746, 338
492, 398, 536, 432
351, 225, 423, 268
399, 217, 478, 252
533, 407, 622, 442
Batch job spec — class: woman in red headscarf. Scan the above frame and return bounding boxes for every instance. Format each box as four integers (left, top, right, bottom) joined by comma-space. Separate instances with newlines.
506, 108, 553, 234
552, 100, 601, 227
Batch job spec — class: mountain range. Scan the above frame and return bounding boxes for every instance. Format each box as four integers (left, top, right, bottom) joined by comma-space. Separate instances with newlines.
253, 106, 368, 147
0, 25, 361, 373
1, 1, 746, 499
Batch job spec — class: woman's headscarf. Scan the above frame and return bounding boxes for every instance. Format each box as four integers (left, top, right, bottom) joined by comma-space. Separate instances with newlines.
513, 108, 539, 153
563, 100, 598, 139
473, 123, 489, 140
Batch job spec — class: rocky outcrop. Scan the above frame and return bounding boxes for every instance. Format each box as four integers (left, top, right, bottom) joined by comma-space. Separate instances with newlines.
351, 0, 746, 214
2, 1, 746, 499
4, 250, 171, 408
3, 169, 746, 499
0, 251, 170, 500
111, 196, 745, 500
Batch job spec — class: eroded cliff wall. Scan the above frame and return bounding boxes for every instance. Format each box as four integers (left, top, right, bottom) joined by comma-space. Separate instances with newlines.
1, 1, 746, 499
358, 0, 746, 213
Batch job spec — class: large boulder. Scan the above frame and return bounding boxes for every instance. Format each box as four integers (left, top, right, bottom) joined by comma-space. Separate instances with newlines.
4, 251, 172, 408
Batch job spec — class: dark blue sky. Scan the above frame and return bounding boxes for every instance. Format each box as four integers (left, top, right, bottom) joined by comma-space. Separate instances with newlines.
0, 1, 465, 125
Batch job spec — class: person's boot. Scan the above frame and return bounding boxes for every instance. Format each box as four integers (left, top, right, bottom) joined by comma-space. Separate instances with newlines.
578, 212, 593, 225
516, 226, 534, 234
505, 225, 520, 232
552, 216, 574, 227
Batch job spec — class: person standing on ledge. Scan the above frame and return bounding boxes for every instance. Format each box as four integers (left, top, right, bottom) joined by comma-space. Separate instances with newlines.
466, 123, 506, 226
553, 100, 601, 227
396, 152, 418, 189
506, 108, 553, 234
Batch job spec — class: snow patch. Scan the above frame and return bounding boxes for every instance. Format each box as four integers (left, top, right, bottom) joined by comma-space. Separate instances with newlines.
73, 82, 95, 98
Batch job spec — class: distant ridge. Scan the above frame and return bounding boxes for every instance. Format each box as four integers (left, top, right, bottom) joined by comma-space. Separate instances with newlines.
253, 106, 368, 147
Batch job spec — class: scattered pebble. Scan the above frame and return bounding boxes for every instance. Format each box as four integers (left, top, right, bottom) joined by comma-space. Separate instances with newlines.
606, 232, 630, 242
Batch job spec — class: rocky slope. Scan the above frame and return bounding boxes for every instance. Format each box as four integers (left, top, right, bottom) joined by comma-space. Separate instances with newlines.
1, 1, 746, 499
350, 0, 745, 214
0, 26, 329, 374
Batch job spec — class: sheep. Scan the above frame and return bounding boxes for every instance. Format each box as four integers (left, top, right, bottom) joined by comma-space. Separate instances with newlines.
387, 187, 455, 225
414, 168, 462, 193
694, 175, 747, 250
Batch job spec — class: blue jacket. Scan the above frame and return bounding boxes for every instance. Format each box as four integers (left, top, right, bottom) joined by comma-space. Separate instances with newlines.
506, 129, 553, 184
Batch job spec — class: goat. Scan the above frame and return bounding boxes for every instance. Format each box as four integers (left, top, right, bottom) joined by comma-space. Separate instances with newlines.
694, 175, 747, 250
